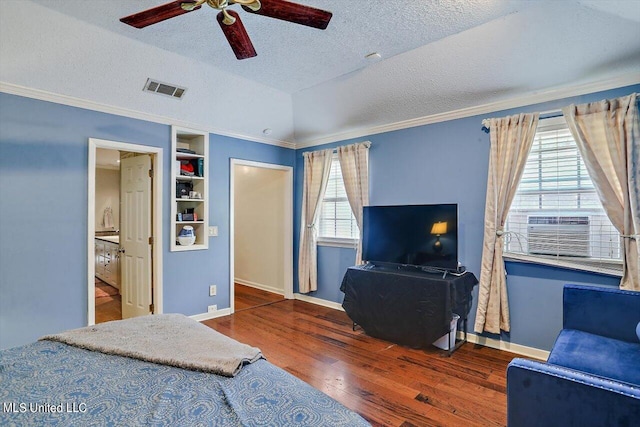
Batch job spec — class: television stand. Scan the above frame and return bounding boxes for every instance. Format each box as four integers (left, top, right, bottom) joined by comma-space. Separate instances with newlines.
340, 265, 478, 355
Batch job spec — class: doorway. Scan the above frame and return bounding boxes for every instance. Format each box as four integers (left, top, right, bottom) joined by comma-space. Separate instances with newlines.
94, 148, 122, 323
87, 138, 163, 326
230, 159, 293, 313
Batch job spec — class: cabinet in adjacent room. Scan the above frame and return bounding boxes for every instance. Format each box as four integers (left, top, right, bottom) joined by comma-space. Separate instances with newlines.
95, 238, 120, 289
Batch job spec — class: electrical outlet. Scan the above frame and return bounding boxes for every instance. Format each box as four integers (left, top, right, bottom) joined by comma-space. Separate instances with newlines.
207, 304, 217, 313
209, 285, 217, 296
208, 226, 218, 237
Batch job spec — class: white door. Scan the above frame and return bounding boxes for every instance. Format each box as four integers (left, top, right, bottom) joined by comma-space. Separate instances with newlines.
120, 155, 152, 319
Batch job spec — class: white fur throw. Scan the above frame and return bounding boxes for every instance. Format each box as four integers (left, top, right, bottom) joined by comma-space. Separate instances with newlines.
41, 314, 262, 377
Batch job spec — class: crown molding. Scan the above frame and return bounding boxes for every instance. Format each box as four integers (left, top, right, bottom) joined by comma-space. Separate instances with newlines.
295, 73, 640, 149
0, 82, 296, 150
3, 74, 638, 152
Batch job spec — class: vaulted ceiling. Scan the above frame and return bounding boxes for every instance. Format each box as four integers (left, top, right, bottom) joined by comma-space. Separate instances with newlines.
1, 0, 639, 147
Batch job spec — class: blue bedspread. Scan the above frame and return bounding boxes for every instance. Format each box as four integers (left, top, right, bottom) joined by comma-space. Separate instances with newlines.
0, 341, 370, 426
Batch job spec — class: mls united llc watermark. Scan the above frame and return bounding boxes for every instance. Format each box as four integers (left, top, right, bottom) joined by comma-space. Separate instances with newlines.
3, 402, 87, 414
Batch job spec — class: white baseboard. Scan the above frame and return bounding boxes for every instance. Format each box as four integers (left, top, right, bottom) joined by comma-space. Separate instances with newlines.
190, 308, 232, 322
293, 293, 345, 311
235, 278, 284, 296
458, 331, 549, 361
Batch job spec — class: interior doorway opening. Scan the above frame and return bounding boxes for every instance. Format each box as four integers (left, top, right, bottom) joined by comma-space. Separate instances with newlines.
88, 138, 163, 326
93, 148, 123, 323
230, 159, 293, 313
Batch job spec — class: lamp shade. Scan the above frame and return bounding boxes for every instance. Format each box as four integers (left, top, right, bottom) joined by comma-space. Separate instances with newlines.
430, 221, 448, 235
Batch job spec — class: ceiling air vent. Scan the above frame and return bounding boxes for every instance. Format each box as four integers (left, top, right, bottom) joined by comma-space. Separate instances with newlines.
143, 78, 186, 100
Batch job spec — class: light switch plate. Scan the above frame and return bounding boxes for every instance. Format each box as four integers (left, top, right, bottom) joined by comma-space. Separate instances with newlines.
208, 226, 218, 237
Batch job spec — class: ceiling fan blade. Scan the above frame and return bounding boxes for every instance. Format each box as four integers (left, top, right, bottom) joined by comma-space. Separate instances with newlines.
120, 1, 201, 29
241, 0, 332, 30
217, 10, 257, 60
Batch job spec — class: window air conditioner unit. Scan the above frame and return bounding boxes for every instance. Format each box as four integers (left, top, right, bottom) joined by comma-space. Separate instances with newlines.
527, 216, 590, 257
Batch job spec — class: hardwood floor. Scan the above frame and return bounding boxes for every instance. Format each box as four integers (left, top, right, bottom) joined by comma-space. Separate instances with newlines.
234, 283, 285, 311
203, 298, 517, 426
95, 278, 122, 324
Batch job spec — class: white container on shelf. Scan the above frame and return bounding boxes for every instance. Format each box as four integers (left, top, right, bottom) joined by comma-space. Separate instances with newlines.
177, 225, 196, 246
432, 314, 460, 350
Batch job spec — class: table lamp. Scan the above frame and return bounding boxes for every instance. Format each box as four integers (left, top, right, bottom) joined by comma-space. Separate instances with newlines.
430, 221, 448, 253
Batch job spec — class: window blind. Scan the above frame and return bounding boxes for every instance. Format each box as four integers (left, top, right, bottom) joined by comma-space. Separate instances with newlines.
318, 154, 359, 240
504, 116, 622, 276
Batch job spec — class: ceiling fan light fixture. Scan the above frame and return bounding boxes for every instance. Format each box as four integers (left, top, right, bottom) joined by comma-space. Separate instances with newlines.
181, 1, 204, 12
221, 8, 237, 25
235, 0, 261, 12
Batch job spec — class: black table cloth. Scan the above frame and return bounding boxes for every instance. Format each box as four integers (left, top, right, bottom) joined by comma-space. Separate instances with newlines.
340, 265, 478, 348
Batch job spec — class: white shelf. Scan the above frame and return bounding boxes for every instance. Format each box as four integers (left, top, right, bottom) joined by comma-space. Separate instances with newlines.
176, 153, 205, 159
172, 243, 208, 252
176, 175, 205, 181
171, 126, 209, 252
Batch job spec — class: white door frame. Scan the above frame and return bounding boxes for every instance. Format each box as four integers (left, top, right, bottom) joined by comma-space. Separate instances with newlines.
230, 159, 293, 313
88, 138, 164, 325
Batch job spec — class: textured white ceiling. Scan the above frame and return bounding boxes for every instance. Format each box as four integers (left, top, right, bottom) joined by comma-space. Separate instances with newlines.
292, 0, 640, 143
1, 0, 639, 145
28, 0, 534, 94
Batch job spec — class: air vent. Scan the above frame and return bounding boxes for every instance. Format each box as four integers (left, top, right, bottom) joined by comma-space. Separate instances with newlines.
143, 78, 186, 99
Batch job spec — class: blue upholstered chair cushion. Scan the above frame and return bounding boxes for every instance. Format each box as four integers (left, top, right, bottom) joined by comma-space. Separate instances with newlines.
548, 329, 640, 387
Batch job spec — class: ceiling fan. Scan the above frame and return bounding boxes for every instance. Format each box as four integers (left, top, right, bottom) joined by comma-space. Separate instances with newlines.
120, 0, 332, 60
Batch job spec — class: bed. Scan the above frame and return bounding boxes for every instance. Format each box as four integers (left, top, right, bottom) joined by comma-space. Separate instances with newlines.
0, 314, 370, 426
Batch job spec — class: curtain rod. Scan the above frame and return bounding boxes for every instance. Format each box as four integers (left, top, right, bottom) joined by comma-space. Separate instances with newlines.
480, 92, 639, 134
304, 141, 371, 155
329, 141, 372, 152
481, 109, 562, 134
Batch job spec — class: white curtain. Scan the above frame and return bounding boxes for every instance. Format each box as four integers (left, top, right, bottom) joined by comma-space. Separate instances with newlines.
562, 93, 640, 291
298, 149, 333, 293
474, 113, 539, 334
337, 142, 371, 265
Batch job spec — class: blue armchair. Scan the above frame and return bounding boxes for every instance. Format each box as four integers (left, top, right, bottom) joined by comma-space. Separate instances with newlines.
507, 284, 640, 427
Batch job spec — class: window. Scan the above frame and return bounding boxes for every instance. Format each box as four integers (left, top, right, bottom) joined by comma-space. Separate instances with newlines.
503, 116, 622, 275
318, 154, 359, 244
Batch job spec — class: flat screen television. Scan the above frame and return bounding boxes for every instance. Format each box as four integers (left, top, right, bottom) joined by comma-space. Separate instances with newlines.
362, 203, 459, 271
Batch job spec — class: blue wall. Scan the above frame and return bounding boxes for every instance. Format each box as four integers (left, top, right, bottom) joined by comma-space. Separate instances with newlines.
0, 93, 294, 349
294, 84, 638, 351
1, 83, 636, 352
